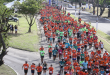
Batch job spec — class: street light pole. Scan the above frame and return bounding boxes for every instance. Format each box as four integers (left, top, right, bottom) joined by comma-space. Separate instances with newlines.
96, 0, 98, 31
75, 0, 76, 17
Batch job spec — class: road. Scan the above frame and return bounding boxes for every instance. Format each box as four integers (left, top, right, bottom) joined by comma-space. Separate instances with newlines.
3, 14, 106, 75
59, 1, 110, 35
4, 15, 60, 75
3, 1, 109, 75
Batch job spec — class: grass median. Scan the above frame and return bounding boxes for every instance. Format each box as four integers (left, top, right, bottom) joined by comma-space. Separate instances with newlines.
68, 12, 110, 53
0, 64, 17, 75
85, 7, 110, 19
8, 14, 39, 52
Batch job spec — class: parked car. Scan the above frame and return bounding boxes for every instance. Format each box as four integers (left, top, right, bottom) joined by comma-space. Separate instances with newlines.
9, 16, 19, 22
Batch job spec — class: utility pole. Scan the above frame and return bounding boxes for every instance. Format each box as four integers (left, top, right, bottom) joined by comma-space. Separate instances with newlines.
96, 0, 98, 31
75, 0, 76, 17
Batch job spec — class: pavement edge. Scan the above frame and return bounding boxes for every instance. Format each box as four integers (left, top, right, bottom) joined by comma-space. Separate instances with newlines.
4, 63, 20, 75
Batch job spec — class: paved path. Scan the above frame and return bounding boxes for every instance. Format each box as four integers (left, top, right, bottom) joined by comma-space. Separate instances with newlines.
3, 15, 60, 75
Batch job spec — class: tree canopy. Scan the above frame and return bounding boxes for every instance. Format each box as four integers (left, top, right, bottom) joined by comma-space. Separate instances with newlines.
18, 0, 44, 32
0, 1, 12, 65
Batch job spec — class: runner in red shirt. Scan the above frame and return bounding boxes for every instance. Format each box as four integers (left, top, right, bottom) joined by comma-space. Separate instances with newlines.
22, 61, 29, 75
48, 64, 54, 75
39, 46, 44, 51
36, 63, 42, 75
30, 63, 36, 75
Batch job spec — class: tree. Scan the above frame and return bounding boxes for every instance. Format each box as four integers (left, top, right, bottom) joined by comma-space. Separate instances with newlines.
0, 1, 12, 65
18, 0, 44, 32
98, 0, 107, 16
92, 0, 108, 16
92, 0, 97, 15
69, 0, 75, 5
4, 0, 14, 2
13, 1, 20, 9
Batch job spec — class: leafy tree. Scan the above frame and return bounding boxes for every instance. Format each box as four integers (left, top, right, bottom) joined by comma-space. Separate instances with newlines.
4, 0, 14, 2
98, 0, 107, 16
92, 0, 108, 16
18, 0, 44, 32
69, 0, 75, 5
13, 1, 20, 9
0, 1, 12, 65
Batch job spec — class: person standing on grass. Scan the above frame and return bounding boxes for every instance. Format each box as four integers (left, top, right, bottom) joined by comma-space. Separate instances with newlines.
36, 63, 43, 75
10, 24, 12, 32
22, 61, 29, 75
40, 49, 45, 63
30, 63, 36, 75
15, 25, 18, 34
11, 25, 14, 34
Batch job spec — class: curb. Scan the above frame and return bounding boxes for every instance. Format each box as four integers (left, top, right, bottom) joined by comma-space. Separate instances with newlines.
4, 63, 20, 75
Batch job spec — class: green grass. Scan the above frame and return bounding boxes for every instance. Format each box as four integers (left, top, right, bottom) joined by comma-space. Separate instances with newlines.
69, 11, 110, 53
0, 64, 17, 75
98, 35, 110, 53
85, 7, 110, 19
8, 14, 39, 52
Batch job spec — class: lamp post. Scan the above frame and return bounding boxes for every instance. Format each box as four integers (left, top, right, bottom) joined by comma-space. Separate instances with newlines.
96, 0, 99, 31
75, 0, 76, 17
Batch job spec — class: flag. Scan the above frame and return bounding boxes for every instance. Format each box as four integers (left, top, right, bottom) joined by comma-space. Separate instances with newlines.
49, 0, 51, 6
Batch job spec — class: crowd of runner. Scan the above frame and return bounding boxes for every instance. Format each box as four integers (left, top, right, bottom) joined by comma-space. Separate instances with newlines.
22, 4, 110, 75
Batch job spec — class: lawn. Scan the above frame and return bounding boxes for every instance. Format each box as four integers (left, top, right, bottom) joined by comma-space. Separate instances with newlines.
0, 64, 17, 75
85, 7, 110, 19
8, 14, 39, 52
68, 12, 110, 53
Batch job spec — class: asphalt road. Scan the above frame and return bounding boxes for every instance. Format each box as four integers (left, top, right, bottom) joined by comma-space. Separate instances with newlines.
3, 1, 109, 75
4, 15, 60, 75
59, 1, 110, 35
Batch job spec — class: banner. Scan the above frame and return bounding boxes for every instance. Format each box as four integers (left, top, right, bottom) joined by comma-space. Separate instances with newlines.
49, 0, 51, 6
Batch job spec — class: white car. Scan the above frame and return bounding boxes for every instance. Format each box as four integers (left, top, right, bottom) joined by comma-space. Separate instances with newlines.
9, 16, 19, 22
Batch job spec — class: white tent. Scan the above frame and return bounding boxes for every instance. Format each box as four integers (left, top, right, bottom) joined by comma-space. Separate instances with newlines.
5, 0, 24, 8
